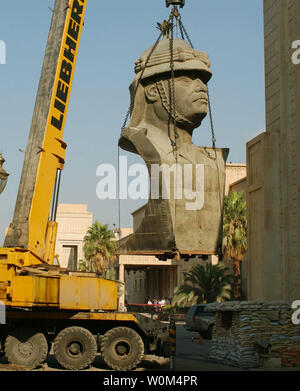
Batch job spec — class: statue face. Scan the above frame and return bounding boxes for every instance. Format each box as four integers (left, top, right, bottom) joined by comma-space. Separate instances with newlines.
173, 73, 208, 126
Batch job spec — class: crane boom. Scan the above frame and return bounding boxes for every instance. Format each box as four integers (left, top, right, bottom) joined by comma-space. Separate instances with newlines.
4, 0, 87, 265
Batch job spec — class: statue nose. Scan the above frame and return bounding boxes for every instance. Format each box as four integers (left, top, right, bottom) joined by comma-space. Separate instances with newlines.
195, 79, 207, 92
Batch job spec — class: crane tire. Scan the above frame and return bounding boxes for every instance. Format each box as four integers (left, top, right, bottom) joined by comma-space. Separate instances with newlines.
54, 326, 97, 370
101, 327, 144, 371
5, 327, 48, 369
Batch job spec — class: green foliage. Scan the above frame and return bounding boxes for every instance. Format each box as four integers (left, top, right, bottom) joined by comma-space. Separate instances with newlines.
162, 304, 191, 314
102, 267, 116, 280
78, 259, 94, 272
222, 191, 247, 261
172, 263, 232, 306
83, 221, 117, 275
222, 191, 247, 299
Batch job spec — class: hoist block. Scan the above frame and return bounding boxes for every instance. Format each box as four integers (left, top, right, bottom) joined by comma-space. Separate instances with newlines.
166, 0, 185, 8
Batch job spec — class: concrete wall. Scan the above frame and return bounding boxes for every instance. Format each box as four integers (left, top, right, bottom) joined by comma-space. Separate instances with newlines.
247, 132, 281, 300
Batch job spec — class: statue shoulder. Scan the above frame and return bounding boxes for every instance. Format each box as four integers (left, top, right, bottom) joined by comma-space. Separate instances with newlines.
195, 146, 229, 163
119, 126, 164, 161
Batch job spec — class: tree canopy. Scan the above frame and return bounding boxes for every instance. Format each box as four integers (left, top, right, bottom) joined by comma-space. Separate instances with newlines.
172, 263, 232, 306
222, 191, 247, 299
83, 221, 117, 274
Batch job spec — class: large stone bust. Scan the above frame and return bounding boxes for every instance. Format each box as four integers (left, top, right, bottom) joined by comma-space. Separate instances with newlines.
118, 38, 229, 259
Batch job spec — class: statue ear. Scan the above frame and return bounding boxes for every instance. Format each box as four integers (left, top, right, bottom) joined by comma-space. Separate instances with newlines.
144, 83, 159, 103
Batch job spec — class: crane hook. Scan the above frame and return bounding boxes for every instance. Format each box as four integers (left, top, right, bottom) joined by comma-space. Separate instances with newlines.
166, 0, 185, 8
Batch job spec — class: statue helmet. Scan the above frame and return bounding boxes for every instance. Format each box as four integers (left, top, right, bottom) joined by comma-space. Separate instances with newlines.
133, 37, 212, 85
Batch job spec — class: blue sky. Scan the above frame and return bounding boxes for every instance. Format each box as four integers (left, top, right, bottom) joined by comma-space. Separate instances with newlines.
0, 0, 265, 242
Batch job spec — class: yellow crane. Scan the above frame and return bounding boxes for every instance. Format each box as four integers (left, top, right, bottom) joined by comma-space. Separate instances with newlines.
0, 0, 169, 370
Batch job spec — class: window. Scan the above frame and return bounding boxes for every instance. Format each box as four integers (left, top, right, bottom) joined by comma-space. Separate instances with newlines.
62, 245, 78, 270
221, 312, 233, 330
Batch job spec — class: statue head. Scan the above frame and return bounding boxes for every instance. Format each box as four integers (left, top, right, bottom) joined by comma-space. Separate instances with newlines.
129, 38, 212, 134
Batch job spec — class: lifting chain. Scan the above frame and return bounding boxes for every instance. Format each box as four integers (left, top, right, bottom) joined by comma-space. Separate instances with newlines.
169, 6, 178, 235
174, 12, 218, 156
121, 30, 164, 131
168, 6, 178, 153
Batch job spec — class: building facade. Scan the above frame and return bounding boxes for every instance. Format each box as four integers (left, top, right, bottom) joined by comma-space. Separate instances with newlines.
55, 204, 92, 269
246, 0, 300, 302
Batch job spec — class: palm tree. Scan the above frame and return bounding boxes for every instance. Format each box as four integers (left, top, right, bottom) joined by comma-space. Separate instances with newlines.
172, 263, 232, 306
222, 191, 247, 300
83, 221, 117, 275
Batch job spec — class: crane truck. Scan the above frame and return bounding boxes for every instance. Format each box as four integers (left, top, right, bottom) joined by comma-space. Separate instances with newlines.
0, 0, 170, 371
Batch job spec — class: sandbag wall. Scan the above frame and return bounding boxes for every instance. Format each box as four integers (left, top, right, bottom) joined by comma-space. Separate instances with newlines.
206, 301, 300, 368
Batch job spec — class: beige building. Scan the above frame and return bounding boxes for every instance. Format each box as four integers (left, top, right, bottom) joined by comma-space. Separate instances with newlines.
225, 163, 246, 195
246, 0, 300, 302
55, 204, 92, 269
229, 177, 247, 196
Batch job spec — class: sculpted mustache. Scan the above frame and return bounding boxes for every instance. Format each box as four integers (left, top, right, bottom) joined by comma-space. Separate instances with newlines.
192, 93, 208, 102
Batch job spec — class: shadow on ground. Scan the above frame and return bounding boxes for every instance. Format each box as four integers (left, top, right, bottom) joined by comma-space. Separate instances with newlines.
0, 353, 170, 372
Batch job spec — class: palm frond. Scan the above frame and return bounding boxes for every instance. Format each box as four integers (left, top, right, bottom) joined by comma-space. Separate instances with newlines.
222, 191, 247, 299
172, 263, 233, 306
83, 221, 116, 274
